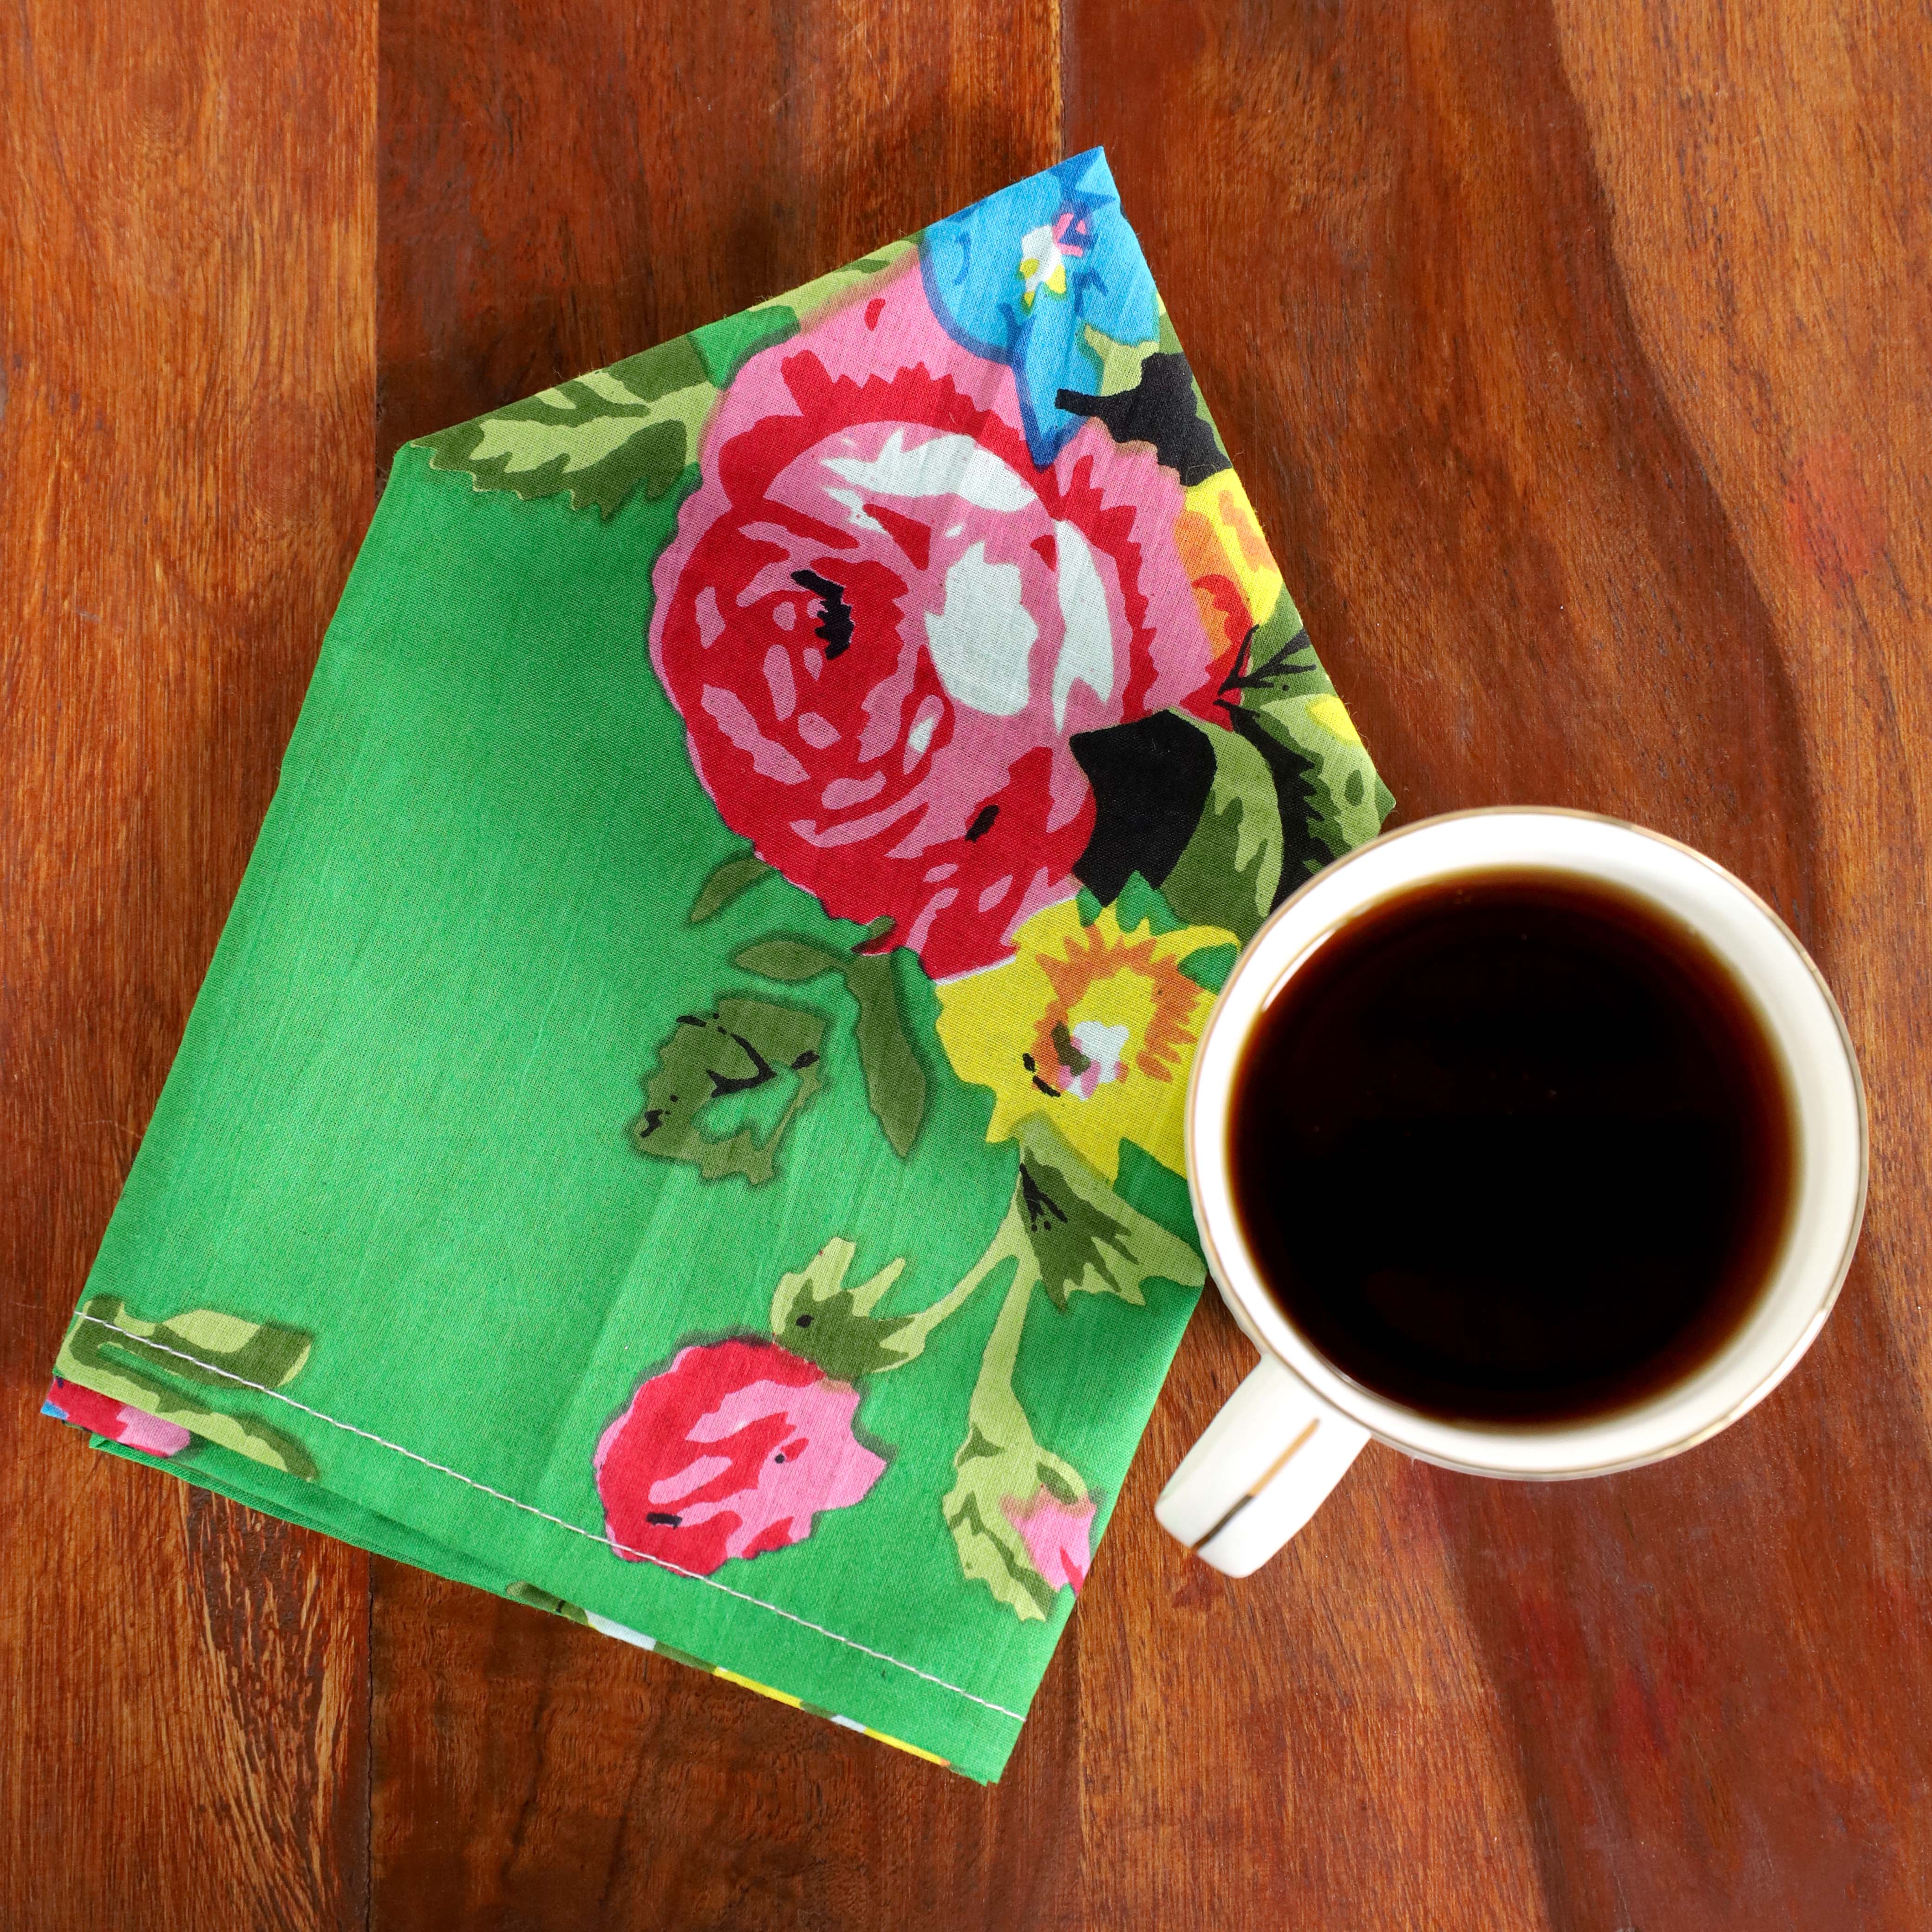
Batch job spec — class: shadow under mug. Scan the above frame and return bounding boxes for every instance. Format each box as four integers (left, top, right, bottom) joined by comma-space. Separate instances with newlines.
1156, 809, 1868, 1577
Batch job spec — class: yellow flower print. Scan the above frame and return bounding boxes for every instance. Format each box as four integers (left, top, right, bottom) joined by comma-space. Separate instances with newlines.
1176, 470, 1286, 631
934, 900, 1238, 1181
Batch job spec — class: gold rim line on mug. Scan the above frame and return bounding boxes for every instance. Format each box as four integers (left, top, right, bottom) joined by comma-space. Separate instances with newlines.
1181, 806, 1870, 1481
1185, 1416, 1322, 1556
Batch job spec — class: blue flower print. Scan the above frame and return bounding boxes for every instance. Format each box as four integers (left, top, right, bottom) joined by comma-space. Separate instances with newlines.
919, 148, 1159, 466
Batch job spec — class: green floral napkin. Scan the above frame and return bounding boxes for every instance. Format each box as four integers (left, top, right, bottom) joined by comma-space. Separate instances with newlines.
44, 151, 1390, 1780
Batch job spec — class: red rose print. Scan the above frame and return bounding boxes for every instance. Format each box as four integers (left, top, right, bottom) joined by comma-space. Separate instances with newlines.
594, 1338, 887, 1574
42, 1376, 192, 1456
649, 264, 1234, 980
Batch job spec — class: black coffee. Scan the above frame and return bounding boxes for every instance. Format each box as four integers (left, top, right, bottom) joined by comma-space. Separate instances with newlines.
1229, 870, 1795, 1424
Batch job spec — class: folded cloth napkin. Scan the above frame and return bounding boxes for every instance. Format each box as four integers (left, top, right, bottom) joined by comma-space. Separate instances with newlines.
44, 150, 1391, 1780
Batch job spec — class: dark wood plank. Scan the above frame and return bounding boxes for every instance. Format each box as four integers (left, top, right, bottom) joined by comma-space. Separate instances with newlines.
368, 4, 1071, 1927
0, 0, 377, 1928
1070, 1, 1932, 1927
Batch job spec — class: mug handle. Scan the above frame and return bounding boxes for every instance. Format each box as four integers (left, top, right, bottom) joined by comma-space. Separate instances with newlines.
1154, 1353, 1371, 1576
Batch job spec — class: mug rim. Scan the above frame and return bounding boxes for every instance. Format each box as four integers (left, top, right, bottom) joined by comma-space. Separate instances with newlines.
1183, 806, 1870, 1481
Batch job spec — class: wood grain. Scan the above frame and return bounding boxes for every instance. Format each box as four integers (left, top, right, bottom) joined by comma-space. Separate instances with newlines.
1071, 2, 1932, 1925
7, 0, 1929, 1925
0, 0, 376, 1928
376, 0, 1062, 465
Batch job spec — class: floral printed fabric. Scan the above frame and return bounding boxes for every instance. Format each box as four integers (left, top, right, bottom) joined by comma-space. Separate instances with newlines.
934, 892, 1236, 1182
920, 155, 1158, 464
45, 1300, 320, 1478
595, 1337, 888, 1572
648, 252, 1234, 978
45, 150, 1390, 1782
528, 149, 1389, 1673
43, 1377, 192, 1456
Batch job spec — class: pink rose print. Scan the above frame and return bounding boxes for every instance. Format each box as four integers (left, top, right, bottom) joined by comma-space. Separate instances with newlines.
1001, 1485, 1098, 1594
649, 263, 1235, 980
42, 1377, 192, 1456
594, 1338, 887, 1575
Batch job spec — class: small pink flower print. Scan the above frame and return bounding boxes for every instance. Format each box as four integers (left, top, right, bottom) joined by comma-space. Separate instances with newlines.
595, 1338, 887, 1575
649, 262, 1235, 980
43, 1377, 192, 1456
1002, 1485, 1097, 1594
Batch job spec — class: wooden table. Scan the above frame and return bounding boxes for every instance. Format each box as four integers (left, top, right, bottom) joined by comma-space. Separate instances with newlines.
5, 2, 1926, 1925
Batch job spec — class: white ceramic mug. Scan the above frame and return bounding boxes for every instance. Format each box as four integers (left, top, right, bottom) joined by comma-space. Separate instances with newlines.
1155, 809, 1868, 1576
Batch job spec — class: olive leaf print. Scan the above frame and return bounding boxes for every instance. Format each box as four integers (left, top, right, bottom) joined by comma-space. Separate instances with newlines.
505, 1580, 591, 1625
638, 875, 930, 1183
1147, 718, 1289, 940
945, 1280, 1094, 1619
733, 934, 927, 1159
1216, 603, 1394, 877
1076, 322, 1160, 399
686, 849, 776, 926
413, 240, 917, 523
630, 998, 827, 1185
769, 1238, 925, 1380
939, 1114, 1203, 1619
1004, 1110, 1205, 1311
769, 1235, 985, 1381
53, 1295, 320, 1479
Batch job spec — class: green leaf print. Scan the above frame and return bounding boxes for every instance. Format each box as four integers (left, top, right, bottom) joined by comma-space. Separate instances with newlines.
770, 1233, 1027, 1383
419, 241, 920, 518
505, 1580, 590, 1625
687, 849, 775, 925
629, 997, 827, 1185
417, 334, 718, 518
941, 1249, 1094, 1623
1011, 1114, 1205, 1313
734, 935, 927, 1159
1153, 718, 1286, 940
768, 1238, 921, 1380
1221, 605, 1395, 882
940, 1116, 1205, 1618
56, 1295, 320, 1480
1078, 323, 1161, 398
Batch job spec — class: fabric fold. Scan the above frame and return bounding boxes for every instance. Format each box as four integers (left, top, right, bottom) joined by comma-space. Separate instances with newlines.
46, 150, 1391, 1781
